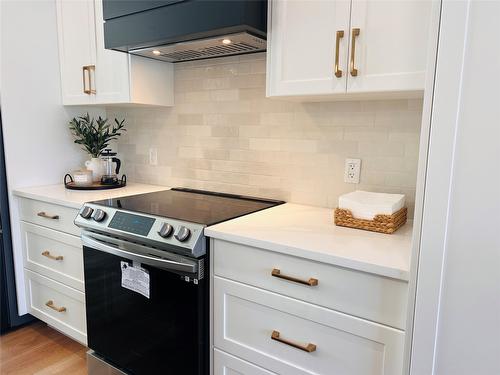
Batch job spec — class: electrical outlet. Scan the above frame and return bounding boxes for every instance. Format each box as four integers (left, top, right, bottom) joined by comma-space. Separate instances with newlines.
149, 148, 158, 166
344, 158, 361, 183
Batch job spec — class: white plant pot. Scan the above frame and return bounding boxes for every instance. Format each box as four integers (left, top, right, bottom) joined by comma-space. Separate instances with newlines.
85, 157, 104, 182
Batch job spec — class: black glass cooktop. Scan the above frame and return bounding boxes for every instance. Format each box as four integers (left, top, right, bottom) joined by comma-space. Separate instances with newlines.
91, 188, 284, 226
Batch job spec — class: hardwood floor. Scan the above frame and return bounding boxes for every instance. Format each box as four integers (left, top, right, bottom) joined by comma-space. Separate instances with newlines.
0, 321, 87, 375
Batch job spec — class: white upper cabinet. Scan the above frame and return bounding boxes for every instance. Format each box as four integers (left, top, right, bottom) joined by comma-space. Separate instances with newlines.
267, 0, 433, 99
56, 0, 96, 105
347, 0, 432, 94
56, 0, 174, 106
266, 0, 351, 96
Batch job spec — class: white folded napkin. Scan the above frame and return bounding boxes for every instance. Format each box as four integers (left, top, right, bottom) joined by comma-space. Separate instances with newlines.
338, 190, 405, 220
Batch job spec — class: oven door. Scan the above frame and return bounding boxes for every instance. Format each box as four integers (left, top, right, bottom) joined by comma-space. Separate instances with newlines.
82, 232, 208, 375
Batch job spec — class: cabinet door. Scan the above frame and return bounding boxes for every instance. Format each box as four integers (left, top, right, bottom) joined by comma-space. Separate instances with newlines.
214, 349, 277, 375
93, 0, 131, 104
347, 0, 432, 93
266, 0, 351, 97
56, 0, 96, 105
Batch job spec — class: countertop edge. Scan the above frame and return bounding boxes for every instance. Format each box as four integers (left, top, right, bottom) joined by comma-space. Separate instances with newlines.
12, 184, 171, 209
12, 190, 83, 209
205, 229, 410, 282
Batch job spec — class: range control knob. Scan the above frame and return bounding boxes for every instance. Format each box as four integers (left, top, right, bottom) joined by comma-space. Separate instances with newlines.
80, 206, 93, 219
158, 223, 174, 238
92, 209, 107, 222
174, 226, 191, 242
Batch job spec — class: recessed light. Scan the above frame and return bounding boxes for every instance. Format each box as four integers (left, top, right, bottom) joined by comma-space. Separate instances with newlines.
152, 50, 161, 56
222, 39, 232, 45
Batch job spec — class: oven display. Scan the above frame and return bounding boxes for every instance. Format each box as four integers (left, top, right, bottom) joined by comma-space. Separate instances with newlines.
108, 212, 155, 236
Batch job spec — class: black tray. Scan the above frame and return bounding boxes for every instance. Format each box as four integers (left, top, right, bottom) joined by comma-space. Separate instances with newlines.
64, 174, 127, 190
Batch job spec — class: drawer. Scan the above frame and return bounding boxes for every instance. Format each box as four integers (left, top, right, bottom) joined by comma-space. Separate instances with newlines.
25, 269, 87, 345
214, 277, 404, 375
214, 349, 276, 375
214, 240, 408, 329
21, 222, 84, 291
19, 198, 80, 236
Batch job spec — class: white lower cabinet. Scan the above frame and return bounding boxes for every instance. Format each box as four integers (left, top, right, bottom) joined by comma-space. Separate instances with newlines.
214, 349, 277, 375
214, 277, 404, 375
22, 222, 84, 291
25, 269, 87, 345
18, 197, 86, 344
19, 198, 80, 236
214, 240, 408, 329
212, 239, 407, 375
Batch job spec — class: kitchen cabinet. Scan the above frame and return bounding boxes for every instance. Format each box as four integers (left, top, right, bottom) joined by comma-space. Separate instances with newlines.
266, 0, 432, 98
56, 0, 174, 106
211, 239, 407, 375
18, 198, 87, 344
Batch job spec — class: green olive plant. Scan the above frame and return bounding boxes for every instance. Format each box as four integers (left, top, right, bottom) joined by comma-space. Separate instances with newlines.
69, 113, 126, 157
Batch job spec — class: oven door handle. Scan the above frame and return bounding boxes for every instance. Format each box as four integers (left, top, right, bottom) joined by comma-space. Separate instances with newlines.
81, 233, 198, 275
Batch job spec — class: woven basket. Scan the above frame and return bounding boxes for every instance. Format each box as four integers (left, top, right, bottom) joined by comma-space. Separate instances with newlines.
334, 207, 407, 234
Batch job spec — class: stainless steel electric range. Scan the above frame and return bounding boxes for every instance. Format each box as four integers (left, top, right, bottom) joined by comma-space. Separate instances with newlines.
74, 188, 284, 375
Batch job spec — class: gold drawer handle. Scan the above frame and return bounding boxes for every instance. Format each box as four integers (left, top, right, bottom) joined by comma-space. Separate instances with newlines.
271, 268, 318, 286
42, 250, 63, 261
334, 30, 344, 78
271, 330, 316, 353
82, 65, 91, 95
37, 211, 59, 220
350, 28, 360, 76
45, 300, 66, 313
88, 65, 96, 94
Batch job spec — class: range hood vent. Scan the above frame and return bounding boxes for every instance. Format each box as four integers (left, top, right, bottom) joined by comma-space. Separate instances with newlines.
130, 33, 266, 63
103, 0, 268, 63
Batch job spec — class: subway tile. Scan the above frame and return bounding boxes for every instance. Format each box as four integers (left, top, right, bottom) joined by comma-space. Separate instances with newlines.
358, 141, 405, 157
280, 139, 317, 153
202, 77, 231, 90
210, 89, 240, 102
113, 57, 423, 215
211, 126, 239, 137
249, 138, 281, 151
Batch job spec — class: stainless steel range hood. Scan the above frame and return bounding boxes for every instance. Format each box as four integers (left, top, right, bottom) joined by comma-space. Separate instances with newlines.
130, 32, 266, 63
102, 0, 267, 63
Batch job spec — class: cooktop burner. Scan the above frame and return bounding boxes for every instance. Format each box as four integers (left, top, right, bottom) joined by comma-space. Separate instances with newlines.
91, 188, 284, 226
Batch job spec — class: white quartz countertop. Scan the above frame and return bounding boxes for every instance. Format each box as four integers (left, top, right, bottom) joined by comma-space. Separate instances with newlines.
205, 203, 413, 281
13, 183, 170, 209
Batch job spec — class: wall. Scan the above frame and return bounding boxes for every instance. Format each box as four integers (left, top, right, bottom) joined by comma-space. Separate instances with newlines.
109, 53, 422, 213
0, 1, 92, 314
411, 1, 500, 374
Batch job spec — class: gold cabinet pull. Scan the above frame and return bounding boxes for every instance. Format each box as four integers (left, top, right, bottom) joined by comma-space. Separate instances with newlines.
350, 28, 360, 76
88, 65, 96, 94
37, 211, 59, 220
45, 300, 66, 313
82, 66, 91, 94
271, 268, 318, 286
271, 330, 316, 353
42, 251, 63, 261
334, 30, 344, 78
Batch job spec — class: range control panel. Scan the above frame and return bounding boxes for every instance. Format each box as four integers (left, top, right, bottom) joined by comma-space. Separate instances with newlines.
74, 204, 206, 258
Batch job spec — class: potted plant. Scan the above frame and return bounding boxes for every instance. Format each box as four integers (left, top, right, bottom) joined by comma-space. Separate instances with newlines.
69, 113, 126, 181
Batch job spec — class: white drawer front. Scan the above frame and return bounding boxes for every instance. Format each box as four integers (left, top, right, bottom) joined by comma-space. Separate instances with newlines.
19, 198, 80, 236
214, 349, 276, 375
22, 222, 84, 291
214, 240, 408, 329
214, 277, 404, 375
25, 269, 87, 345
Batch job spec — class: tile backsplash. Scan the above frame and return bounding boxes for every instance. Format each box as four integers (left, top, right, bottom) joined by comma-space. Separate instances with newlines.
108, 53, 422, 215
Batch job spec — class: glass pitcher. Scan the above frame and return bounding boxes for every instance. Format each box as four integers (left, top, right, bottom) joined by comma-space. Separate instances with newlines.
100, 149, 121, 185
